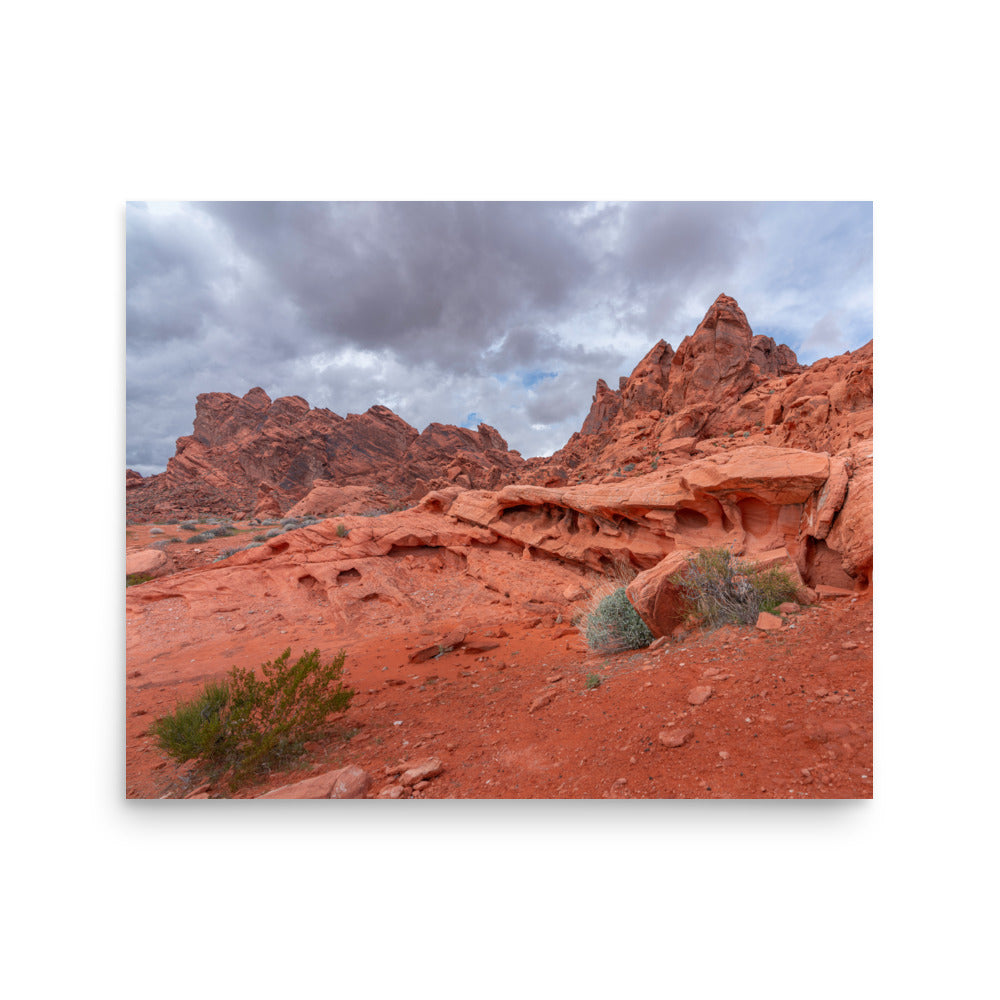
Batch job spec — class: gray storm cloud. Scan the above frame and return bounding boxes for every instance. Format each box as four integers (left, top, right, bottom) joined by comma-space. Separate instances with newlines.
126, 201, 872, 475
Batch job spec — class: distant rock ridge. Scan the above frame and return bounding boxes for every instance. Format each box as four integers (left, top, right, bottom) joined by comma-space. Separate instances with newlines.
126, 389, 525, 521
126, 293, 872, 522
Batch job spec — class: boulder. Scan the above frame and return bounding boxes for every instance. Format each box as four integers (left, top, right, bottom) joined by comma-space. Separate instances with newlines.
625, 550, 693, 637
126, 548, 168, 578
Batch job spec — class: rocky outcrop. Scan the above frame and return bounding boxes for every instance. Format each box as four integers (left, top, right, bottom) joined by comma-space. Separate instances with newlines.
127, 440, 869, 656
523, 293, 872, 486
126, 294, 872, 618
127, 390, 525, 521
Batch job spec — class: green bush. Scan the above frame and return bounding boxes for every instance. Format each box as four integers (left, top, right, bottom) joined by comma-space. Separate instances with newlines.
126, 573, 153, 587
584, 587, 653, 652
670, 547, 799, 629
152, 647, 355, 789
336, 523, 348, 538
585, 673, 603, 689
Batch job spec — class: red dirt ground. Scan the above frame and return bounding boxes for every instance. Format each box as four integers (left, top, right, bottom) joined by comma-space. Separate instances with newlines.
125, 522, 873, 799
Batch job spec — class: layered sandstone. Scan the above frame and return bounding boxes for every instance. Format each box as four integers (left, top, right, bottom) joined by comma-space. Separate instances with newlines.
127, 438, 871, 662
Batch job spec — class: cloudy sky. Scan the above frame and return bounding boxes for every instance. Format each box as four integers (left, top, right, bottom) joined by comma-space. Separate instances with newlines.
126, 201, 872, 475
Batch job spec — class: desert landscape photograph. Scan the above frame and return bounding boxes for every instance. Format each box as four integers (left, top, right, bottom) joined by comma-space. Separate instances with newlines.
126, 201, 873, 800
15, 3, 998, 995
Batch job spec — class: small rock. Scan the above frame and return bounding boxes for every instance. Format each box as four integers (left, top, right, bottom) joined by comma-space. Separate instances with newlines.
687, 685, 713, 706
756, 612, 783, 631
258, 764, 372, 799
777, 602, 800, 615
529, 691, 556, 713
399, 758, 444, 787
841, 640, 858, 650
378, 784, 404, 799
658, 728, 693, 748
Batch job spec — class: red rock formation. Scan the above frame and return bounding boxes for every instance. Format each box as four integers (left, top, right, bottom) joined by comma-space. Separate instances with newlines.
127, 389, 525, 521
126, 295, 871, 607
524, 293, 809, 485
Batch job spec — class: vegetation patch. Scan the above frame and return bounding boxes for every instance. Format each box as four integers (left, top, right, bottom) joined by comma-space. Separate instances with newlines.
577, 561, 653, 653
584, 587, 654, 652
185, 526, 239, 544
152, 647, 355, 790
126, 573, 153, 587
670, 546, 799, 629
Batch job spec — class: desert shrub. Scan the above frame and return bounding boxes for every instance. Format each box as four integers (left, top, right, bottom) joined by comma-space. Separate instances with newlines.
585, 673, 603, 690
584, 586, 653, 652
336, 523, 348, 538
179, 521, 198, 531
149, 527, 164, 535
623, 463, 636, 472
214, 542, 263, 562
670, 546, 799, 629
126, 573, 153, 586
185, 526, 238, 544
152, 647, 355, 789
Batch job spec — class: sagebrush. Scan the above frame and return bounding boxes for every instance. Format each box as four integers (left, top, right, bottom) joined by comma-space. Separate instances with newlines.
670, 546, 799, 628
578, 561, 653, 653
152, 647, 355, 788
585, 587, 654, 651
